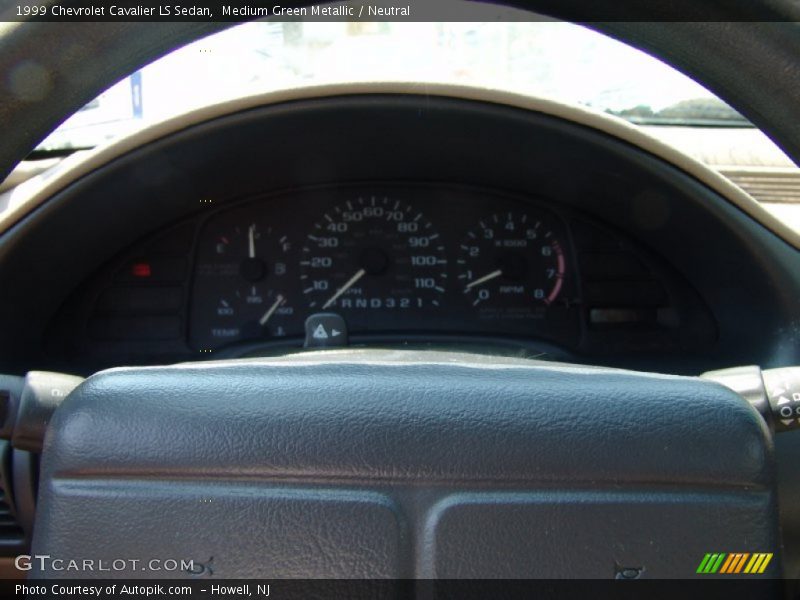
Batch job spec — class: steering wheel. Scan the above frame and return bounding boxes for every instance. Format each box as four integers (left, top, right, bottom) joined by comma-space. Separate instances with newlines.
0, 0, 799, 591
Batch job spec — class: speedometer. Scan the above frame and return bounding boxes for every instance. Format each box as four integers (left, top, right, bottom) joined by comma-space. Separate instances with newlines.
458, 211, 566, 310
300, 196, 447, 311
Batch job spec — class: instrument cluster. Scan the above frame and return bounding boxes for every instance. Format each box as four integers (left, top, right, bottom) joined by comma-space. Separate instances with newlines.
189, 185, 581, 350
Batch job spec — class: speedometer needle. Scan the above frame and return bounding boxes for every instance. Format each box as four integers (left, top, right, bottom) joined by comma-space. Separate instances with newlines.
464, 269, 503, 291
323, 268, 366, 309
258, 294, 285, 326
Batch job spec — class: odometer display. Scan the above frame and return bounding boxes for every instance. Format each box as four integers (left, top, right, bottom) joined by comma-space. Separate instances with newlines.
458, 211, 566, 313
300, 196, 447, 311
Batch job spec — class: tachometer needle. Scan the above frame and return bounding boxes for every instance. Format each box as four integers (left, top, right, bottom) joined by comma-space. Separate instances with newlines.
258, 294, 285, 326
248, 224, 256, 259
323, 268, 366, 309
464, 269, 503, 291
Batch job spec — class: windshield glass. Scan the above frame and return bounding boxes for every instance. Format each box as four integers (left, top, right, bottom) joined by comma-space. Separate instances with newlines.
36, 20, 749, 152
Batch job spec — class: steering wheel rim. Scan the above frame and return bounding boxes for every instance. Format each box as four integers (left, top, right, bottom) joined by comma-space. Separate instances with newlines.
1, 2, 800, 184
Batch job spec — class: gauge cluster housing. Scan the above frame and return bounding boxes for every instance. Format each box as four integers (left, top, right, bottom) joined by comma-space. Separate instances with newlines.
46, 183, 715, 370
1, 92, 798, 375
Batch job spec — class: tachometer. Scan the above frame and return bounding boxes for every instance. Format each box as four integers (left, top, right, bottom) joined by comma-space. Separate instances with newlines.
458, 211, 565, 310
299, 196, 447, 311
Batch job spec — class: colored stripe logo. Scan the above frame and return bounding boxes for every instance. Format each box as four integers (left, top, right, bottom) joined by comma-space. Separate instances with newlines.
696, 553, 773, 574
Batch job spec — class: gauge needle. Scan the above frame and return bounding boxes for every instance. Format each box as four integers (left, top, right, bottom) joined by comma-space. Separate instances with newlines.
464, 269, 503, 290
247, 224, 256, 259
258, 294, 285, 326
323, 268, 366, 309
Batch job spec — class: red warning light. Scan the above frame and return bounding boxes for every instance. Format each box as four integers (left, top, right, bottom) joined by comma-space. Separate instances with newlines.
131, 262, 152, 278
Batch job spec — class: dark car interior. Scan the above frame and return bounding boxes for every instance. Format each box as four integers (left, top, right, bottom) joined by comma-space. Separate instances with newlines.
0, 1, 800, 594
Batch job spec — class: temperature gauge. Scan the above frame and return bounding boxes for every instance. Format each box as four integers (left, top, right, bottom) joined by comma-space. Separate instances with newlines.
190, 219, 294, 349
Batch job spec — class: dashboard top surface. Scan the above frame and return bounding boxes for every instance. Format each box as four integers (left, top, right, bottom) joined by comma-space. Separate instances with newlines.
3, 84, 793, 247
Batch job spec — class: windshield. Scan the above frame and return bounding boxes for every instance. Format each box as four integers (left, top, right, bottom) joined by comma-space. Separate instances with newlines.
36, 20, 749, 152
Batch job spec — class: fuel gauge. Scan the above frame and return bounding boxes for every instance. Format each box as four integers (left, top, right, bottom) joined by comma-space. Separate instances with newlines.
190, 219, 295, 349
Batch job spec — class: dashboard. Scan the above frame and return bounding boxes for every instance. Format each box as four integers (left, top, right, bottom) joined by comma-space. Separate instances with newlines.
2, 88, 798, 376
47, 182, 714, 369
